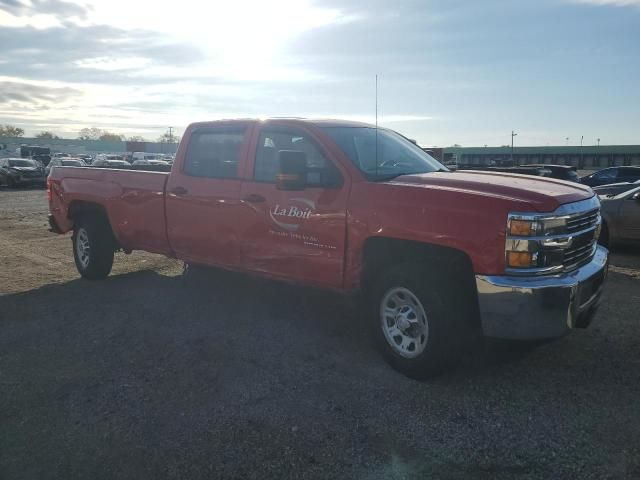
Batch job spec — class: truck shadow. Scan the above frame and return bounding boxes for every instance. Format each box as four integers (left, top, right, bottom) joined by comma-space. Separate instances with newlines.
0, 266, 596, 381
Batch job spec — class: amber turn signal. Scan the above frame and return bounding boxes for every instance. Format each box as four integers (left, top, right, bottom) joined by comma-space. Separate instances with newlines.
507, 251, 534, 268
509, 219, 536, 236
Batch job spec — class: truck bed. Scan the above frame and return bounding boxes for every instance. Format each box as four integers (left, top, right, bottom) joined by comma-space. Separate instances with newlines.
48, 167, 172, 255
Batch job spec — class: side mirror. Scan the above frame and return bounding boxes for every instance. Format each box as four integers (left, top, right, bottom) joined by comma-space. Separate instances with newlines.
632, 192, 640, 201
276, 150, 307, 191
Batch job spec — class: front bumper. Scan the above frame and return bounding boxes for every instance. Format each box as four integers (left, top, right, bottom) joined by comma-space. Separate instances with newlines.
476, 245, 609, 340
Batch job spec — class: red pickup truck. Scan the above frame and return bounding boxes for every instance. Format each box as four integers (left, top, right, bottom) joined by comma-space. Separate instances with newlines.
48, 119, 608, 378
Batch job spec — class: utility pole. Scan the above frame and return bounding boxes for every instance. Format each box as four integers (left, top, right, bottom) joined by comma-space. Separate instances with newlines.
566, 137, 569, 146
580, 135, 584, 169
168, 127, 174, 143
597, 138, 600, 147
511, 130, 518, 165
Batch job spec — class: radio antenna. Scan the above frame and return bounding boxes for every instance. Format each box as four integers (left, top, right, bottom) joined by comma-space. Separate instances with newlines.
375, 74, 378, 178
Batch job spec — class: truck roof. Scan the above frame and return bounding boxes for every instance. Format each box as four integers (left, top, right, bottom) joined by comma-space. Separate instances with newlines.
188, 118, 375, 129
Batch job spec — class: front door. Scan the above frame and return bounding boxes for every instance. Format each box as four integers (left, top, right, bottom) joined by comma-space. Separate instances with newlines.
166, 123, 253, 268
238, 124, 350, 289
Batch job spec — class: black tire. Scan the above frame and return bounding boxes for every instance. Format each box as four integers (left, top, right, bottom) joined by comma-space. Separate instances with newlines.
369, 263, 467, 379
72, 216, 114, 280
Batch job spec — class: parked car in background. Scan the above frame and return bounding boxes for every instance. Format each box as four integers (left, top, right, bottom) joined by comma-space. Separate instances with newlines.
94, 154, 125, 162
131, 159, 171, 172
0, 158, 46, 187
131, 152, 163, 162
599, 185, 640, 248
593, 179, 640, 197
92, 155, 131, 169
52, 153, 71, 159
45, 158, 86, 176
581, 166, 640, 187
19, 145, 51, 166
526, 164, 580, 182
78, 154, 93, 164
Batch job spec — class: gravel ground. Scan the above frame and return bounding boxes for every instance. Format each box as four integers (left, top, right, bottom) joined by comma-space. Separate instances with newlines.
1, 187, 639, 479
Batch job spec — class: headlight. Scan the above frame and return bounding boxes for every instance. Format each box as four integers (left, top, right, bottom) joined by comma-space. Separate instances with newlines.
507, 216, 567, 237
506, 213, 570, 271
508, 219, 539, 236
506, 251, 539, 268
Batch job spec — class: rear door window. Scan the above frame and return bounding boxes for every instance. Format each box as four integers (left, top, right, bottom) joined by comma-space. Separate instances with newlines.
184, 128, 246, 179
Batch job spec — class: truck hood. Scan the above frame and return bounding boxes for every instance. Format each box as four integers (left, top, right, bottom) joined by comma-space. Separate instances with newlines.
389, 170, 594, 212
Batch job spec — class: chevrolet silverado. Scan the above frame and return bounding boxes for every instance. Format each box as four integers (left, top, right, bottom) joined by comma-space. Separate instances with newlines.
48, 119, 609, 378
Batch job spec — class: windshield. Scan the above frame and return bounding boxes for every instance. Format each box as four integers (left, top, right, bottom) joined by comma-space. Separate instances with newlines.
62, 160, 84, 166
322, 126, 446, 180
106, 155, 124, 160
8, 159, 36, 167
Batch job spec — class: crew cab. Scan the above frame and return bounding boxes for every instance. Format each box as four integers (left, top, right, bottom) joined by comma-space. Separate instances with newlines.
48, 119, 609, 378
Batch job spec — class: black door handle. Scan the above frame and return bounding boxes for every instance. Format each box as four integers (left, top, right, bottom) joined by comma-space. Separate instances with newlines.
244, 193, 266, 203
171, 186, 188, 195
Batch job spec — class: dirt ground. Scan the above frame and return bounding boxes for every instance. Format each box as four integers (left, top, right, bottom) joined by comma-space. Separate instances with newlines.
1, 187, 639, 479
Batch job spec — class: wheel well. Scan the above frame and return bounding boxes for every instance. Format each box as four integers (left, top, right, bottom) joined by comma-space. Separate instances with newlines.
67, 201, 119, 250
361, 237, 480, 323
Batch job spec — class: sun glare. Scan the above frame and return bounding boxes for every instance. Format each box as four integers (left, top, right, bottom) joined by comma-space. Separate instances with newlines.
81, 0, 343, 79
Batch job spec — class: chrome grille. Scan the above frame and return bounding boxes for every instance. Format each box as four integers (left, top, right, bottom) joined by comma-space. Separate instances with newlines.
505, 196, 601, 276
561, 209, 600, 270
566, 208, 599, 234
562, 236, 597, 269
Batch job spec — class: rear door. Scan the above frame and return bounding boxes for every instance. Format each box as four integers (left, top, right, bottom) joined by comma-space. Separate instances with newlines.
166, 123, 253, 268
238, 123, 350, 288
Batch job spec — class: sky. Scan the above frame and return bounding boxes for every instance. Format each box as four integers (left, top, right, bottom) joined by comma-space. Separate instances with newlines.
0, 0, 638, 146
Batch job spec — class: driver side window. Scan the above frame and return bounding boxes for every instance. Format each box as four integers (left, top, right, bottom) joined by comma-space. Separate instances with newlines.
254, 127, 339, 187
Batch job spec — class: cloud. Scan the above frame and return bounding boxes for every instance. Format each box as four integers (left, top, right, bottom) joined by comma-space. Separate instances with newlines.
0, 0, 87, 18
0, 80, 82, 106
0, 23, 205, 85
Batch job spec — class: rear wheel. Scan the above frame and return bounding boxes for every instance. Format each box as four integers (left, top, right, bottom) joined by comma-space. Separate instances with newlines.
369, 263, 467, 379
72, 217, 114, 280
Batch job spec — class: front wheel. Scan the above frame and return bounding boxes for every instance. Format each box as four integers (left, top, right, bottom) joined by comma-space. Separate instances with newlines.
72, 217, 114, 280
370, 264, 465, 379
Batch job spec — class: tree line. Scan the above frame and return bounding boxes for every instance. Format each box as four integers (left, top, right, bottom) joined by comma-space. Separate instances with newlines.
0, 124, 179, 143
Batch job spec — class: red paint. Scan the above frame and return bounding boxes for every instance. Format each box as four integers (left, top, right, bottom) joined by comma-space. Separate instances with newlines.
48, 119, 595, 290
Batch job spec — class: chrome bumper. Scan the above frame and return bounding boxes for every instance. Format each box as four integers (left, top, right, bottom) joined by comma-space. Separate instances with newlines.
476, 245, 609, 340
